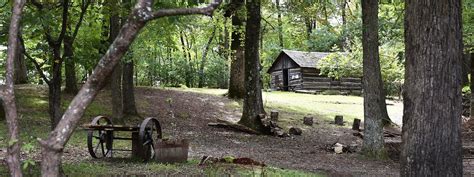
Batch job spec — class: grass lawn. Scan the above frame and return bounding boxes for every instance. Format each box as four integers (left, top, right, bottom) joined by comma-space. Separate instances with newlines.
174, 87, 403, 125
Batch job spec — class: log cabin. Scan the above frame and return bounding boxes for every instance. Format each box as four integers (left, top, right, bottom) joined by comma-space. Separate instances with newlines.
267, 50, 362, 92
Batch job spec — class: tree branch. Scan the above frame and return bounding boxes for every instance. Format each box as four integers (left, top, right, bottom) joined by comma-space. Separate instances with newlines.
71, 0, 91, 41
56, 0, 69, 45
19, 36, 51, 85
150, 0, 222, 20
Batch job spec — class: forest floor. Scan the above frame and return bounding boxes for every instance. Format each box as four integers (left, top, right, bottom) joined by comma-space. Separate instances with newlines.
0, 85, 472, 176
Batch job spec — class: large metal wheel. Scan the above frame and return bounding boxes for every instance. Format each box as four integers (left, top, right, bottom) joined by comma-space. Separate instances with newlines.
87, 116, 114, 158
139, 117, 162, 161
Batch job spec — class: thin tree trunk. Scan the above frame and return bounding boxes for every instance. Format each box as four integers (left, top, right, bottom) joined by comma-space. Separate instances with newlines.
49, 47, 63, 129
401, 0, 463, 176
228, 7, 245, 99
39, 1, 222, 175
109, 0, 124, 122
471, 53, 474, 120
361, 0, 387, 158
64, 35, 78, 94
14, 36, 27, 84
276, 0, 283, 49
238, 0, 267, 133
3, 0, 25, 176
179, 31, 192, 87
123, 60, 138, 115
198, 24, 217, 88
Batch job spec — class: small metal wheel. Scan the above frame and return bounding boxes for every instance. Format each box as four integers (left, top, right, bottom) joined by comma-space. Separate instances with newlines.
87, 116, 114, 158
139, 117, 162, 161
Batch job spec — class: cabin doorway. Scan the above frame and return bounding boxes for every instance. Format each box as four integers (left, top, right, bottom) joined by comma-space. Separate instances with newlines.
283, 69, 289, 91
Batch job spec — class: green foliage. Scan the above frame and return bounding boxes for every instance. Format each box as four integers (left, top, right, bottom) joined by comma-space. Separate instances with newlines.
318, 39, 404, 96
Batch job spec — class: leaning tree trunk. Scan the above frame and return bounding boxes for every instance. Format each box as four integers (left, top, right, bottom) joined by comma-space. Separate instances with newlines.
14, 37, 27, 84
238, 0, 267, 133
3, 0, 25, 176
228, 9, 245, 99
122, 60, 138, 116
401, 0, 463, 176
361, 0, 388, 158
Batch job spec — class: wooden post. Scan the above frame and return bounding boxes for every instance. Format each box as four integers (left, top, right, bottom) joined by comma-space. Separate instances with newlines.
270, 110, 279, 122
352, 118, 361, 130
335, 115, 344, 125
303, 116, 313, 126
132, 132, 150, 159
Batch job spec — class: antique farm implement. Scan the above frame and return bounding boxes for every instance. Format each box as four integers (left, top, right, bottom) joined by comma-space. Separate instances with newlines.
82, 116, 162, 161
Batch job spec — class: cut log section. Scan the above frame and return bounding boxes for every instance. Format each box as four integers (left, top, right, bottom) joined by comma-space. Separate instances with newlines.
352, 118, 361, 131
335, 115, 344, 126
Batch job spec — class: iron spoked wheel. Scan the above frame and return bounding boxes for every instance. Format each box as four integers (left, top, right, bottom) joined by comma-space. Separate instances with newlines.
87, 116, 114, 158
139, 117, 162, 161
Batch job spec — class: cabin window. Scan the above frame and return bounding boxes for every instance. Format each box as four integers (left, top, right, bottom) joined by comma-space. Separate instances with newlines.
290, 73, 300, 80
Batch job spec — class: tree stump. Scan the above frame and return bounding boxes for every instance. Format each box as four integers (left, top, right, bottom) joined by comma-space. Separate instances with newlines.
352, 118, 361, 130
303, 116, 313, 126
289, 127, 302, 135
270, 110, 279, 122
335, 115, 344, 125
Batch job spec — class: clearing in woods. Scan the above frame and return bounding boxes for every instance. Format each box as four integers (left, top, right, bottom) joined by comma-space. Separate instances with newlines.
0, 85, 472, 176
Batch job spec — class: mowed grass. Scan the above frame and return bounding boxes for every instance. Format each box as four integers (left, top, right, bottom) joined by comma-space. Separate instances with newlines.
174, 87, 403, 125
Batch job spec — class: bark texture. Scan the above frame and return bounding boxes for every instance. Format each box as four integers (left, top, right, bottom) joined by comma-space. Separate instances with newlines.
64, 35, 78, 94
109, 0, 124, 121
238, 0, 266, 132
401, 0, 463, 176
38, 1, 222, 175
3, 0, 26, 176
14, 37, 27, 84
227, 3, 245, 99
122, 60, 138, 116
361, 0, 387, 158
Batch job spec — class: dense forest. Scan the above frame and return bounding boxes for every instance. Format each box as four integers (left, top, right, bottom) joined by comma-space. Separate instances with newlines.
0, 0, 473, 176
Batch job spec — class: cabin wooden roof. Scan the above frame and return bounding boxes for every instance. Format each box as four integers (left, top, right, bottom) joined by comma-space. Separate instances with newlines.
267, 50, 332, 73
282, 50, 331, 68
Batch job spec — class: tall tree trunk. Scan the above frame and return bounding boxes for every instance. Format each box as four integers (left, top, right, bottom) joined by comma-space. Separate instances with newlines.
179, 31, 192, 87
361, 0, 388, 158
471, 53, 474, 120
64, 36, 78, 94
39, 2, 222, 175
109, 0, 123, 122
401, 0, 463, 176
238, 0, 267, 133
49, 47, 63, 129
3, 0, 25, 176
228, 8, 245, 99
341, 0, 349, 51
14, 37, 27, 84
122, 60, 138, 115
198, 24, 217, 88
276, 0, 283, 49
